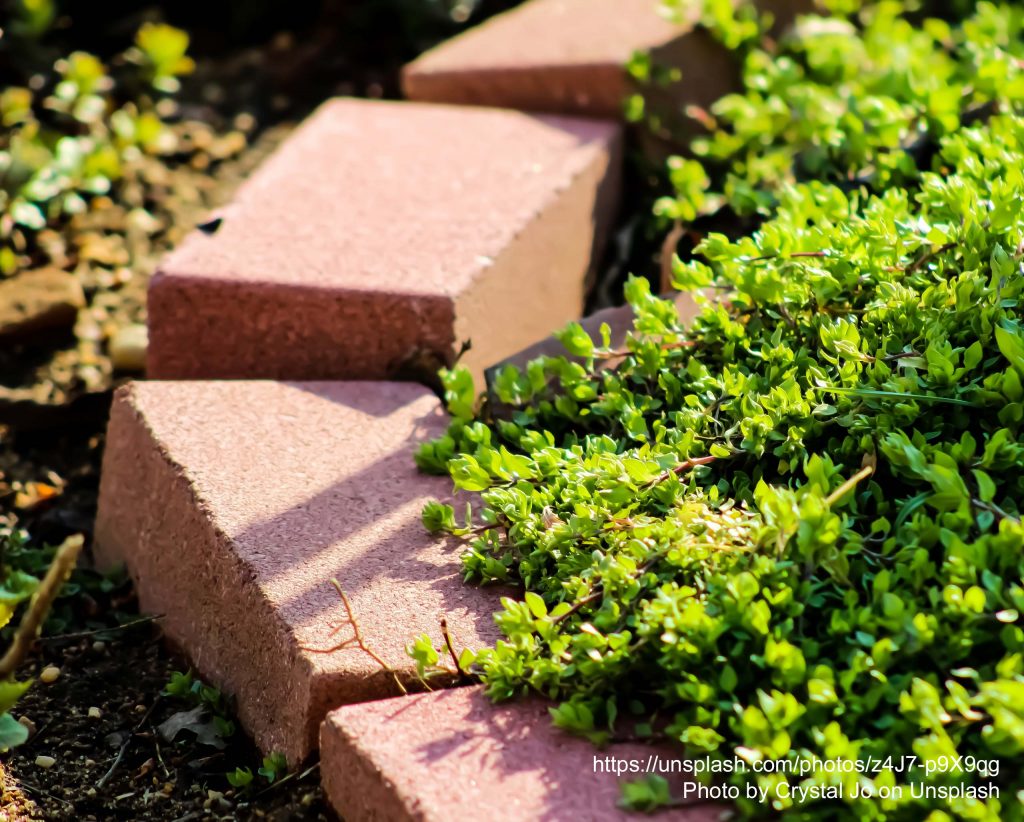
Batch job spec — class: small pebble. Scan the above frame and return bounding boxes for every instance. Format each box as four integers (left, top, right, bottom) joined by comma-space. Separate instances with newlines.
88, 706, 102, 719
84, 759, 96, 768
35, 755, 56, 770
109, 323, 148, 372
92, 640, 106, 652
233, 112, 256, 133
17, 716, 36, 736
39, 665, 61, 684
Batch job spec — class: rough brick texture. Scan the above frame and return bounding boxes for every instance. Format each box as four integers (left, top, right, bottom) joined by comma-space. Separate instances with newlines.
403, 0, 809, 119
94, 381, 504, 763
147, 98, 621, 383
321, 686, 721, 822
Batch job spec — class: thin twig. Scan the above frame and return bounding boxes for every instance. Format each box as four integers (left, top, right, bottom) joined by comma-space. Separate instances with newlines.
971, 498, 1021, 526
97, 696, 161, 789
17, 779, 73, 808
599, 339, 695, 358
825, 465, 874, 507
905, 241, 955, 273
462, 522, 502, 537
645, 454, 717, 489
552, 552, 667, 626
550, 590, 603, 625
440, 618, 470, 681
41, 614, 163, 642
777, 303, 797, 328
153, 736, 170, 779
300, 580, 407, 695
0, 535, 83, 680
865, 350, 922, 363
747, 250, 829, 262
250, 762, 319, 800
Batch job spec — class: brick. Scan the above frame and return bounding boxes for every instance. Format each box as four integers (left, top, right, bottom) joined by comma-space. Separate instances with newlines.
147, 98, 622, 383
94, 380, 504, 763
321, 686, 722, 822
402, 0, 809, 119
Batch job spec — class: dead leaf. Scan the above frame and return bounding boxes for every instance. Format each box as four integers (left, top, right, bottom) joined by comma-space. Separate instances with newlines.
157, 706, 226, 750
14, 482, 60, 510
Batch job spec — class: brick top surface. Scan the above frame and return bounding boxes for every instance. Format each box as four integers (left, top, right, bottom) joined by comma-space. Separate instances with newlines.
112, 380, 501, 676
322, 685, 721, 821
407, 0, 691, 73
158, 98, 618, 298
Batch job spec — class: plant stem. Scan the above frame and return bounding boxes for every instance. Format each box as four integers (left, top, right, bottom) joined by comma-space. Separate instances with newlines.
41, 613, 163, 642
971, 498, 1021, 526
300, 579, 407, 695
552, 551, 667, 626
825, 465, 874, 507
905, 241, 956, 273
0, 534, 83, 680
440, 618, 472, 681
97, 696, 161, 788
645, 454, 717, 488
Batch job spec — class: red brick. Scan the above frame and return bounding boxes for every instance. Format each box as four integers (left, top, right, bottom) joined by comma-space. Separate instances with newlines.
147, 98, 622, 383
321, 686, 722, 822
403, 0, 808, 119
94, 380, 503, 763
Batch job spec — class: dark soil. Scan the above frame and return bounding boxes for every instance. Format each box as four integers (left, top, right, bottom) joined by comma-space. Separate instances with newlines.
0, 4, 523, 819
0, 114, 333, 816
0, 412, 338, 821
0, 2, 669, 819
6, 627, 330, 822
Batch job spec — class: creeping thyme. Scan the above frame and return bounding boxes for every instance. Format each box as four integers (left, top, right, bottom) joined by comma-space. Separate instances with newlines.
652, 1, 1024, 221
0, 19, 196, 275
417, 105, 1024, 819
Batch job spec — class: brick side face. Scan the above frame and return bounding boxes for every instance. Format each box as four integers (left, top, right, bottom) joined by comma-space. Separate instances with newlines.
147, 99, 621, 383
95, 381, 505, 763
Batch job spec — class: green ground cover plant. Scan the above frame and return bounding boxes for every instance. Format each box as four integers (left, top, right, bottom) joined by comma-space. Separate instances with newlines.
1, 4, 195, 276
649, 0, 1024, 222
416, 1, 1024, 818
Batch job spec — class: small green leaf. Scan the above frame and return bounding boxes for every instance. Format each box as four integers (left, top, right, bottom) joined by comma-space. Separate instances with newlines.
996, 321, 1024, 375
0, 680, 32, 715
619, 775, 672, 812
0, 713, 28, 752
524, 591, 547, 619
555, 322, 595, 358
421, 501, 456, 534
